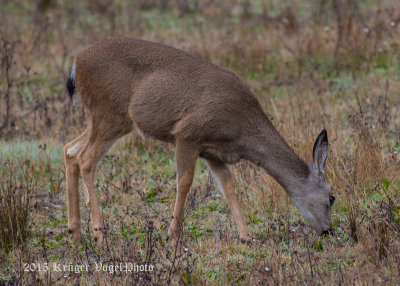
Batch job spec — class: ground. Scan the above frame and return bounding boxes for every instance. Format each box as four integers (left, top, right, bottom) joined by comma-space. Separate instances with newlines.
0, 0, 399, 285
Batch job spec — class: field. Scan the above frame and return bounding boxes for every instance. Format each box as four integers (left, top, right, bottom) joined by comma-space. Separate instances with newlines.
0, 0, 400, 285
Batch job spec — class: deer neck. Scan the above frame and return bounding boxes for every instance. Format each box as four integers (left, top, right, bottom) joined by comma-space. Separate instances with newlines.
242, 123, 310, 195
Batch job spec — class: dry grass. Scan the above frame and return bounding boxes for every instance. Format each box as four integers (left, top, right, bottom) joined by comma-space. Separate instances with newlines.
0, 0, 399, 285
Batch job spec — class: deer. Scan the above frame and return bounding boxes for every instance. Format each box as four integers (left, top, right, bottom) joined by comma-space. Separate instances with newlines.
64, 37, 335, 246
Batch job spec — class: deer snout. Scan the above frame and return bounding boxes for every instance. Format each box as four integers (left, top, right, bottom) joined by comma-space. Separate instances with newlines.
320, 227, 334, 236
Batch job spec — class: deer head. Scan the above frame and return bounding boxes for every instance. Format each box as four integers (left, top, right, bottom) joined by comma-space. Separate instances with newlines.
291, 130, 335, 235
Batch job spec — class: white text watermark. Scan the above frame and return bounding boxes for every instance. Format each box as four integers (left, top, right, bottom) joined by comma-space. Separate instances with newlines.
24, 262, 154, 274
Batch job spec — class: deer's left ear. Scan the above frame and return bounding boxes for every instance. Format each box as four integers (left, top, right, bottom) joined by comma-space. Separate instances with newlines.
311, 129, 329, 175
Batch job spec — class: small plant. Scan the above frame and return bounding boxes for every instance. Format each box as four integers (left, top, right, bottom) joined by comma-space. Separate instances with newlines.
0, 39, 16, 138
0, 161, 33, 252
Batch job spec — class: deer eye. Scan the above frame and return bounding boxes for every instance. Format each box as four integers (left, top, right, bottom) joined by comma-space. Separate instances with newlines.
329, 196, 335, 206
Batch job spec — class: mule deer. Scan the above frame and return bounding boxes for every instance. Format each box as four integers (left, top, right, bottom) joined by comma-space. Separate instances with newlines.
64, 38, 335, 245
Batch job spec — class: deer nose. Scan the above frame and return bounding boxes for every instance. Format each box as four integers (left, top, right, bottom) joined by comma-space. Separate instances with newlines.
321, 228, 334, 236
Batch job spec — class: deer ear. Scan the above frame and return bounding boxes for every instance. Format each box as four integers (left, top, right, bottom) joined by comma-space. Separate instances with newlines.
311, 129, 328, 175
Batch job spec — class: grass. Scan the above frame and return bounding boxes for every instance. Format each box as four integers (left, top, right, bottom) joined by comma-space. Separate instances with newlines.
0, 0, 400, 285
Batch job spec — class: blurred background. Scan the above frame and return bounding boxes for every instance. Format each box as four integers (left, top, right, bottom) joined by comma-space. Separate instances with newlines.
1, 0, 400, 140
0, 1, 399, 285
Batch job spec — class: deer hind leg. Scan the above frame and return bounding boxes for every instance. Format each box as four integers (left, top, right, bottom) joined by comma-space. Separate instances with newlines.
205, 159, 251, 241
77, 124, 126, 244
64, 128, 89, 241
168, 140, 199, 247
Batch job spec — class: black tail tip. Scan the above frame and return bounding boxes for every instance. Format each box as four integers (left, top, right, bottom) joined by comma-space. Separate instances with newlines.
66, 76, 75, 100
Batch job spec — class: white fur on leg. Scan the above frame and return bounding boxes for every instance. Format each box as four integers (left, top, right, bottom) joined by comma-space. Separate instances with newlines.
204, 160, 226, 198
67, 141, 82, 158
83, 182, 91, 207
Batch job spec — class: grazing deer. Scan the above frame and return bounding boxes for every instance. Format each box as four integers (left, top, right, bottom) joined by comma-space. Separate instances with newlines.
65, 38, 335, 245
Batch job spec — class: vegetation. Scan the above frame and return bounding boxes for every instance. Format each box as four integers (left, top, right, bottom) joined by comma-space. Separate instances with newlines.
0, 0, 399, 284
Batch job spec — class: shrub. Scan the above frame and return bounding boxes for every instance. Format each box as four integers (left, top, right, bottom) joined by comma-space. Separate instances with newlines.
0, 161, 33, 252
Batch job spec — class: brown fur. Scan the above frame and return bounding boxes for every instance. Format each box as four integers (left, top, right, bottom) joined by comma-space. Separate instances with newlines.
64, 38, 334, 245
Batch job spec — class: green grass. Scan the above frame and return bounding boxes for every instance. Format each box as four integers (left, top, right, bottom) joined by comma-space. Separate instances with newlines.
0, 140, 63, 165
1, 0, 400, 284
